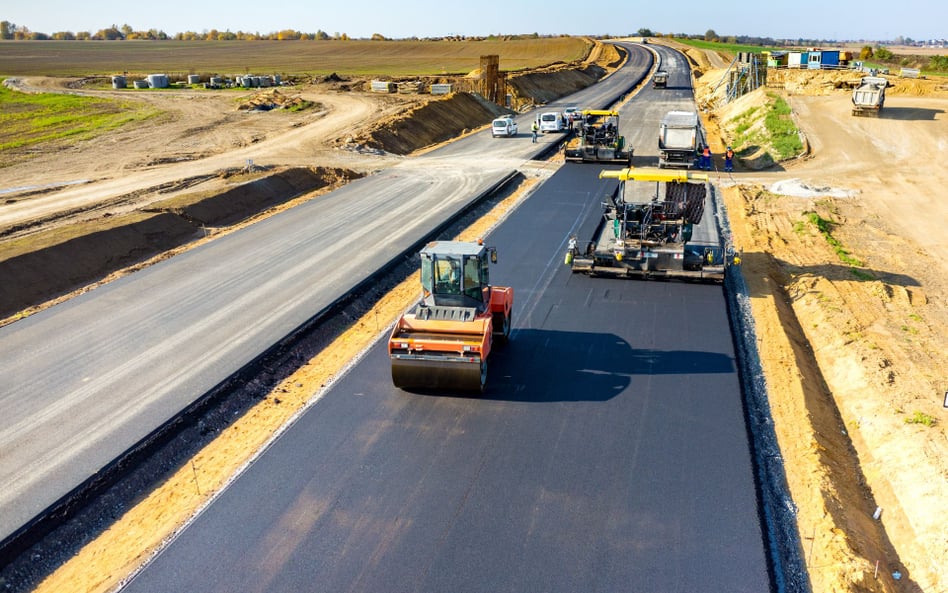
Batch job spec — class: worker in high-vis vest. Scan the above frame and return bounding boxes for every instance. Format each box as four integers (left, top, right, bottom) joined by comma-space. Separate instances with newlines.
700, 145, 711, 170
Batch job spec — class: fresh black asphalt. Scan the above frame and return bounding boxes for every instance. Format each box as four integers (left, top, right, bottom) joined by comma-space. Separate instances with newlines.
121, 163, 773, 592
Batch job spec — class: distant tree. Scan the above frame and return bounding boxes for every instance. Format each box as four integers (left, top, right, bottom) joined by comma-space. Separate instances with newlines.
52, 31, 76, 40
874, 45, 893, 60
371, 33, 387, 40
637, 28, 653, 37
859, 45, 873, 59
120, 24, 133, 38
704, 29, 718, 42
76, 31, 91, 40
315, 29, 330, 40
93, 25, 123, 40
13, 25, 32, 40
0, 20, 13, 39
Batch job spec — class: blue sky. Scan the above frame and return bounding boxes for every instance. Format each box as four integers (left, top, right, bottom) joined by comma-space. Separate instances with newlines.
3, 0, 945, 41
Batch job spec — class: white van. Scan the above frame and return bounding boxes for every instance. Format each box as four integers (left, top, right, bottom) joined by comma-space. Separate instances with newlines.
538, 111, 565, 133
491, 116, 518, 137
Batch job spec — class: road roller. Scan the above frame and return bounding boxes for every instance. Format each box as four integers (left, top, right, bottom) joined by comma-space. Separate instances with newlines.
389, 240, 513, 393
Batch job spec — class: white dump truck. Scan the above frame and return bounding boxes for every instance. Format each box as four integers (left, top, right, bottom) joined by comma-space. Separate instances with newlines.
658, 110, 703, 169
852, 76, 887, 117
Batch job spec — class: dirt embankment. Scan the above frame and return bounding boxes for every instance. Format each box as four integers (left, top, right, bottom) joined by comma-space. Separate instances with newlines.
0, 167, 361, 320
690, 51, 948, 593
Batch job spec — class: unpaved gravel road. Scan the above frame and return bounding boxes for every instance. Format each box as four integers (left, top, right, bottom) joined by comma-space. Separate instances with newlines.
0, 77, 413, 236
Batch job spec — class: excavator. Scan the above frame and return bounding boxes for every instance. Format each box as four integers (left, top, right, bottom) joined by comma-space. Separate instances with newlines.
389, 240, 513, 393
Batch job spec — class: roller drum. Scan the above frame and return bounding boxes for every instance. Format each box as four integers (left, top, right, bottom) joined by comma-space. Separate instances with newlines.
391, 355, 486, 393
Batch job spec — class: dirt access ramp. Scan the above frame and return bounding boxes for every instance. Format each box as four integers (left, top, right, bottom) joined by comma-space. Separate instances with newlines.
684, 43, 948, 593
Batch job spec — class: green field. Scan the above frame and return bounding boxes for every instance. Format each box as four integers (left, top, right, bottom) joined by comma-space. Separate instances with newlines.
673, 38, 776, 55
0, 79, 160, 157
0, 37, 591, 78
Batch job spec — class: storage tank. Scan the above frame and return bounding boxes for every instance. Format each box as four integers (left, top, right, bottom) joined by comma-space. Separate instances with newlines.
146, 74, 169, 88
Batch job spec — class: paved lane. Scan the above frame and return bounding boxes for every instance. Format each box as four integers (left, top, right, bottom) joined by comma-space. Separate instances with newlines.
121, 163, 771, 592
0, 44, 652, 554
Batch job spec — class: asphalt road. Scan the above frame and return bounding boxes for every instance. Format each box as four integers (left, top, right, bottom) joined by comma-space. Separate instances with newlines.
121, 138, 772, 592
0, 46, 652, 554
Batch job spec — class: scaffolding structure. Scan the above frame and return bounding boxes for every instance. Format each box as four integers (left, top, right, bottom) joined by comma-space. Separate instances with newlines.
714, 53, 768, 104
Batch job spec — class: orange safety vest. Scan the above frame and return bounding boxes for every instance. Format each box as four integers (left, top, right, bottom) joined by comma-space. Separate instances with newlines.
726, 149, 734, 159
702, 147, 710, 157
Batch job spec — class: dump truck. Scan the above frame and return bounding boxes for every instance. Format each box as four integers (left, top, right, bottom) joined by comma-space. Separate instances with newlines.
658, 110, 703, 169
389, 240, 513, 393
653, 70, 668, 88
852, 76, 887, 117
565, 168, 739, 282
563, 110, 633, 164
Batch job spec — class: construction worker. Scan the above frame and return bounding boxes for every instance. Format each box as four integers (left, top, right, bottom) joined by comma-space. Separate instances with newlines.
531, 120, 539, 143
700, 145, 712, 170
725, 146, 734, 172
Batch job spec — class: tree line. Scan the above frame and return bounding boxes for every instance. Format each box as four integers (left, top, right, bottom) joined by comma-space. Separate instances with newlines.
0, 21, 359, 41
0, 21, 565, 42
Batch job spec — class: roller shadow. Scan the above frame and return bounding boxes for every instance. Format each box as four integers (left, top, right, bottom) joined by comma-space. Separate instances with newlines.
485, 328, 735, 402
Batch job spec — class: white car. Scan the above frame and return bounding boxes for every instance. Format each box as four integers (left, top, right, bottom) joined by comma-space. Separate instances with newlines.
491, 116, 518, 137
538, 111, 566, 133
563, 107, 582, 122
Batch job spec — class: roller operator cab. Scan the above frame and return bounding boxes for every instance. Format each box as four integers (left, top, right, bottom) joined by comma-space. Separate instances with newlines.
389, 241, 513, 393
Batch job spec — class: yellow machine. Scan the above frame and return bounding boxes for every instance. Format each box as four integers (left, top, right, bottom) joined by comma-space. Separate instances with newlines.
563, 110, 633, 164
566, 168, 739, 282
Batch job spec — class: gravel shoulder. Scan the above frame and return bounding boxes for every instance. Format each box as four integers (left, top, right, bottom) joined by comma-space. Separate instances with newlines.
681, 45, 948, 593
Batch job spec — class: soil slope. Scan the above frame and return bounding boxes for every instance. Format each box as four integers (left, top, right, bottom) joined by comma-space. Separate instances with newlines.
676, 41, 947, 593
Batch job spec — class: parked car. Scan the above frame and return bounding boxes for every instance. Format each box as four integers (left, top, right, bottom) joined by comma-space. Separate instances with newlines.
563, 107, 582, 122
491, 116, 518, 137
538, 111, 566, 133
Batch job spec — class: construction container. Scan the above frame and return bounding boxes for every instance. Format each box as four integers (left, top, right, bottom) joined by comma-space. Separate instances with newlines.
430, 83, 452, 95
397, 80, 423, 94
133, 80, 149, 89
187, 74, 201, 85
111, 75, 126, 89
370, 80, 396, 93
